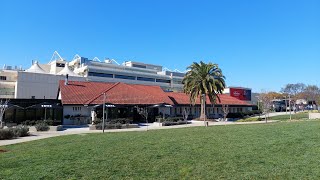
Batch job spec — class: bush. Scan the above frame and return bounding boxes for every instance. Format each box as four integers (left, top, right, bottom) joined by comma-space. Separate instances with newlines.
35, 122, 50, 131
0, 129, 15, 140
237, 117, 262, 122
166, 117, 183, 122
0, 126, 30, 140
23, 120, 36, 126
96, 123, 119, 130
44, 120, 54, 126
227, 113, 244, 119
93, 119, 102, 125
162, 120, 191, 126
12, 125, 29, 137
94, 118, 133, 130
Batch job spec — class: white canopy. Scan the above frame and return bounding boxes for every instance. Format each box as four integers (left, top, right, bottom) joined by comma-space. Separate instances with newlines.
25, 61, 46, 73
57, 63, 79, 76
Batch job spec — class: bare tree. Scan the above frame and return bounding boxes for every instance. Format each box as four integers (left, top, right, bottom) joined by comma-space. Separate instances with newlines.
136, 106, 148, 123
136, 106, 149, 130
182, 107, 190, 124
281, 83, 306, 99
0, 99, 9, 128
304, 85, 320, 106
222, 104, 229, 121
258, 92, 272, 123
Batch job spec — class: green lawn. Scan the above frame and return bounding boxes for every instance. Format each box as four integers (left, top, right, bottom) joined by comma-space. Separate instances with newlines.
269, 112, 309, 120
1, 121, 320, 179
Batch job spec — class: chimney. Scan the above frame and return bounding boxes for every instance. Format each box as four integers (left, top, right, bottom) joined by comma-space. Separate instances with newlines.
65, 74, 69, 85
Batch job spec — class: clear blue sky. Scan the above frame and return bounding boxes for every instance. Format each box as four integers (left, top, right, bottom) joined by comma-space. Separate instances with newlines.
1, 0, 319, 92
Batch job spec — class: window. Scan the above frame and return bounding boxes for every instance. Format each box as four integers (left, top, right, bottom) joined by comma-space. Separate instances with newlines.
56, 63, 65, 67
0, 76, 6, 80
115, 74, 135, 80
73, 107, 82, 112
156, 79, 171, 83
172, 79, 182, 84
88, 72, 113, 78
132, 64, 146, 69
137, 77, 155, 82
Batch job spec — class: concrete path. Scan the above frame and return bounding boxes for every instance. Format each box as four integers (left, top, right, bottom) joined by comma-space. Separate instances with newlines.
0, 120, 278, 147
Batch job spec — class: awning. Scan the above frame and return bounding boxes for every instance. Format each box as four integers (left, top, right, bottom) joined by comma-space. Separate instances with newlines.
0, 103, 24, 110
92, 103, 123, 109
26, 102, 63, 109
149, 103, 173, 108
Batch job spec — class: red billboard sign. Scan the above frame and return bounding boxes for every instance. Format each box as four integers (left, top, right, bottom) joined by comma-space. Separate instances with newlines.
230, 88, 251, 101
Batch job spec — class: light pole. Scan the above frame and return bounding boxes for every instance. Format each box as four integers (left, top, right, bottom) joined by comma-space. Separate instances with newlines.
102, 93, 106, 133
289, 94, 292, 121
285, 96, 288, 114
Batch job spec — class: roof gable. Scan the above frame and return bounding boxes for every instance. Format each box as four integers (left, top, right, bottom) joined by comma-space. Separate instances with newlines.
59, 81, 172, 105
59, 81, 251, 106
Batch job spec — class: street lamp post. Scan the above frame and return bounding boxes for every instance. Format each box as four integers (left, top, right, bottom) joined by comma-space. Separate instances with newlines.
289, 94, 292, 121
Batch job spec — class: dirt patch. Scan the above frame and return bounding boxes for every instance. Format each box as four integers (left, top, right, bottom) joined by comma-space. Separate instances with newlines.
0, 149, 8, 153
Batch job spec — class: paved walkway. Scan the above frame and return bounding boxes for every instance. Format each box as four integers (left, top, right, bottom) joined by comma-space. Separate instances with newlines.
0, 120, 278, 147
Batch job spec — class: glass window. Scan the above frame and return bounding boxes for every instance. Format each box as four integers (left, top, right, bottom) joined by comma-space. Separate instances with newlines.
156, 79, 170, 83
0, 76, 6, 80
56, 63, 65, 67
132, 64, 146, 68
137, 77, 155, 82
88, 72, 113, 78
115, 74, 136, 80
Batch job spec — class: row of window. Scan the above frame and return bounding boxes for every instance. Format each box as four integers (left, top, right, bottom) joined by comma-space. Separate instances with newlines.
172, 107, 243, 114
0, 76, 7, 80
73, 107, 82, 112
88, 72, 171, 83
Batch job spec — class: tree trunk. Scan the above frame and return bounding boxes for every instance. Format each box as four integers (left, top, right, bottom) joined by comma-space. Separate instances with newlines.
200, 97, 207, 126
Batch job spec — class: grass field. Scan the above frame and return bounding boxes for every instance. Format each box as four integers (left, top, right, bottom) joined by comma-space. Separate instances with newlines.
1, 121, 320, 179
269, 112, 309, 120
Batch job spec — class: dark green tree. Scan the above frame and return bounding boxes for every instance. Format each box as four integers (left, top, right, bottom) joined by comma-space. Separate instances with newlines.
182, 61, 226, 125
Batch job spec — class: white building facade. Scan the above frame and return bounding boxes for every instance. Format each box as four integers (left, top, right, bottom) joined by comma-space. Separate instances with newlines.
0, 52, 185, 99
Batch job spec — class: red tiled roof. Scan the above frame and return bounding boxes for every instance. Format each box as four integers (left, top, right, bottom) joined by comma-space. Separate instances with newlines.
166, 92, 251, 106
59, 81, 173, 105
59, 81, 252, 106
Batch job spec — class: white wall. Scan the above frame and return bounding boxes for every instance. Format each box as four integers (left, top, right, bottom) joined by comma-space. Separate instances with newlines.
15, 72, 85, 99
63, 105, 92, 125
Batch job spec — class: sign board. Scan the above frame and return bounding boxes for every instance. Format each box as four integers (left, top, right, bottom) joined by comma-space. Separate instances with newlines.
41, 105, 52, 108
230, 88, 251, 101
105, 104, 116, 108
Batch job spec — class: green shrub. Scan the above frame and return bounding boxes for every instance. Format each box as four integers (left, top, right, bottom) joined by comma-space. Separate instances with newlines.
12, 125, 29, 137
96, 123, 119, 130
237, 117, 262, 122
227, 113, 244, 119
166, 117, 183, 122
115, 123, 122, 129
43, 120, 54, 126
0, 129, 15, 140
162, 120, 191, 126
35, 122, 50, 131
22, 120, 36, 126
93, 119, 102, 125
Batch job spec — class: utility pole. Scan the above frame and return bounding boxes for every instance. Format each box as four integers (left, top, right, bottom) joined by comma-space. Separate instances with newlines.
102, 93, 106, 133
289, 94, 292, 121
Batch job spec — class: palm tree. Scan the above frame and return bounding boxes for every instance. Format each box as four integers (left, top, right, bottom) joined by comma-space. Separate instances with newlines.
182, 61, 226, 125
